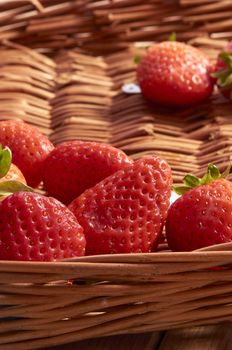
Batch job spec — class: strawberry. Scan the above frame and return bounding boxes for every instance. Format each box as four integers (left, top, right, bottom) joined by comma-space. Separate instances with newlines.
137, 41, 214, 107
166, 164, 232, 251
69, 156, 172, 255
0, 192, 86, 261
42, 141, 132, 205
0, 120, 54, 187
213, 41, 232, 100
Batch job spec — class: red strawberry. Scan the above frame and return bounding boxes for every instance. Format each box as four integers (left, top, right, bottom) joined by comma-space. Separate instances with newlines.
213, 41, 232, 100
0, 120, 54, 187
0, 192, 85, 261
137, 41, 214, 107
69, 156, 172, 255
42, 141, 132, 205
166, 164, 232, 251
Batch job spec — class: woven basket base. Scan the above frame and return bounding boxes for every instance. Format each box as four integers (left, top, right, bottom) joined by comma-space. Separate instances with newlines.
1, 244, 232, 350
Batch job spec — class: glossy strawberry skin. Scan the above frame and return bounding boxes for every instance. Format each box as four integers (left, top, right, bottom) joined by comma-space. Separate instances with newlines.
0, 192, 86, 261
137, 41, 214, 107
0, 120, 54, 187
43, 141, 132, 205
69, 156, 172, 255
166, 179, 232, 251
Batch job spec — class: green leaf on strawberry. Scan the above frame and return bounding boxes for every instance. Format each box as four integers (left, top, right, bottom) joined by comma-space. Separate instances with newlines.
213, 46, 232, 100
134, 55, 141, 64
219, 52, 232, 69
0, 145, 12, 179
0, 181, 33, 197
166, 162, 232, 252
183, 174, 201, 187
0, 143, 34, 198
173, 163, 229, 195
168, 32, 176, 42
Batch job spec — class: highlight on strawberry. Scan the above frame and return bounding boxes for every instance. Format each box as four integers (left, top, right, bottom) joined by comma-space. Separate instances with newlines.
166, 164, 232, 251
136, 36, 215, 107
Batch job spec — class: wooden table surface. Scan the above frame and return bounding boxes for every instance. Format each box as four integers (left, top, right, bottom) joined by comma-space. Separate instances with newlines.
44, 325, 232, 350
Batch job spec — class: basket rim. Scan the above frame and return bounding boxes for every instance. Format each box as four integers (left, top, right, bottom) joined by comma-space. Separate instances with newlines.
0, 241, 232, 267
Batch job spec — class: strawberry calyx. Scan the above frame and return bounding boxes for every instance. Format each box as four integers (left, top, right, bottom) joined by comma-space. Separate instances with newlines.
173, 163, 228, 195
0, 181, 33, 197
168, 32, 176, 42
134, 33, 176, 65
0, 144, 33, 198
0, 145, 12, 178
212, 51, 232, 99
134, 55, 141, 64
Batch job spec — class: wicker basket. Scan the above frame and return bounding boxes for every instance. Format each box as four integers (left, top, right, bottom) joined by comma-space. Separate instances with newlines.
1, 0, 232, 349
1, 244, 232, 350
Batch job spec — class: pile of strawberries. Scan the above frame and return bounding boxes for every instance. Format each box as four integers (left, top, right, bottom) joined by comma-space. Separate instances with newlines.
0, 120, 173, 261
0, 39, 231, 262
0, 119, 232, 261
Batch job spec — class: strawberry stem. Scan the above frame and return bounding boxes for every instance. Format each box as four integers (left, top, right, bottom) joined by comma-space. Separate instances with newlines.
212, 51, 232, 96
134, 55, 141, 64
219, 52, 232, 69
169, 32, 176, 42
173, 163, 229, 195
0, 145, 12, 179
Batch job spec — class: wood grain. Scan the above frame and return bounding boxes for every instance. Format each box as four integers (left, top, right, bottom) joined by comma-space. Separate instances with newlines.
43, 326, 232, 350
44, 332, 162, 350
0, 0, 231, 54
159, 325, 232, 350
